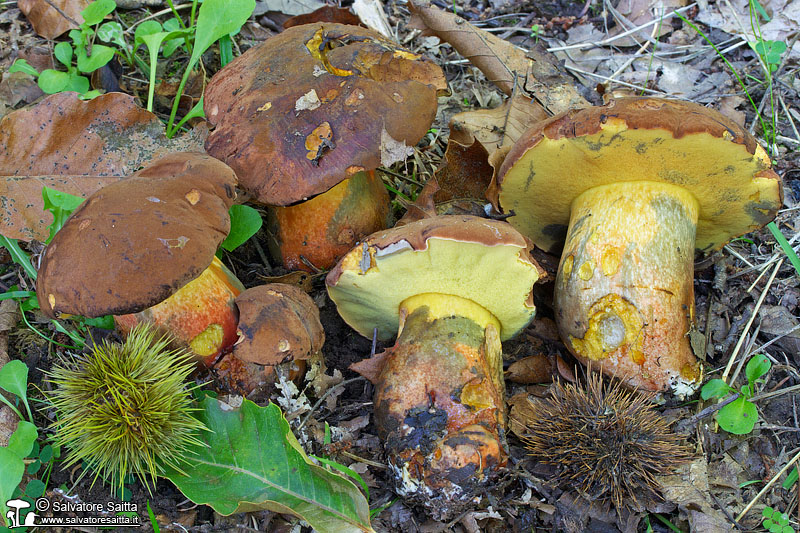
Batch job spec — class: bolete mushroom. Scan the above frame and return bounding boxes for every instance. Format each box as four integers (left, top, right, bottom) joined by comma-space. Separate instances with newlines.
489, 98, 784, 393
215, 283, 324, 396
327, 215, 544, 518
36, 152, 243, 364
204, 22, 446, 271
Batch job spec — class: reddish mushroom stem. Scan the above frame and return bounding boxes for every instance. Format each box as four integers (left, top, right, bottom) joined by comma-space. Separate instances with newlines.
555, 181, 702, 392
371, 293, 506, 513
115, 256, 244, 366
266, 170, 389, 271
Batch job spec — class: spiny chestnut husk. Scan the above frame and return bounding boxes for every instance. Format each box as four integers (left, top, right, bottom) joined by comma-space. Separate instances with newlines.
44, 324, 206, 494
520, 374, 690, 510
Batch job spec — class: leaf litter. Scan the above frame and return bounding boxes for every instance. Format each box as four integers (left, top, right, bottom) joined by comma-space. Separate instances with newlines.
0, 0, 799, 530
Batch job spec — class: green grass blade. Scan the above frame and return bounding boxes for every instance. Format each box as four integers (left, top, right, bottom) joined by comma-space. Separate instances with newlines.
767, 222, 800, 276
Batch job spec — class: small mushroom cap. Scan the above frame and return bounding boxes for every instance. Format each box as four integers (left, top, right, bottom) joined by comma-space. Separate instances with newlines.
37, 152, 237, 318
204, 23, 446, 206
233, 284, 324, 366
326, 215, 543, 342
490, 97, 784, 253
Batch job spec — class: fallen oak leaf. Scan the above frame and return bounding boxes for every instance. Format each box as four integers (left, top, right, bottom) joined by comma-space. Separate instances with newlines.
408, 0, 588, 114
18, 0, 87, 40
0, 92, 207, 241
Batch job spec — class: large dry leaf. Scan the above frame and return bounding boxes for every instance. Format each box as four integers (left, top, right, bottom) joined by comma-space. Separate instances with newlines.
408, 0, 588, 114
18, 0, 88, 40
0, 92, 206, 241
450, 94, 549, 152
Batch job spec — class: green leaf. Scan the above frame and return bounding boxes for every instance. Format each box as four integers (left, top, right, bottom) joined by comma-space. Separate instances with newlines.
220, 205, 262, 252
65, 73, 91, 94
764, 506, 775, 518
134, 20, 163, 44
76, 44, 115, 73
0, 236, 37, 280
0, 447, 26, 527
8, 58, 40, 77
38, 69, 71, 94
746, 354, 771, 385
0, 360, 28, 402
164, 398, 374, 533
700, 379, 733, 400
27, 458, 42, 474
167, 0, 254, 135
717, 396, 758, 435
79, 315, 115, 330
25, 479, 46, 499
782, 466, 797, 490
81, 0, 116, 26
54, 42, 73, 68
7, 421, 37, 458
39, 444, 53, 464
97, 21, 127, 50
42, 186, 85, 243
311, 455, 369, 500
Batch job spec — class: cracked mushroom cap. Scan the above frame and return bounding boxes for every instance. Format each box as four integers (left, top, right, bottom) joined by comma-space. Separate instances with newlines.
489, 97, 784, 253
204, 22, 446, 206
233, 284, 324, 366
37, 152, 238, 318
326, 215, 543, 342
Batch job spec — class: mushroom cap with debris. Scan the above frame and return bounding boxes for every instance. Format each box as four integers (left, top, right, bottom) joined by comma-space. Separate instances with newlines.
37, 152, 238, 318
233, 283, 324, 366
326, 215, 544, 342
204, 22, 447, 206
489, 97, 784, 253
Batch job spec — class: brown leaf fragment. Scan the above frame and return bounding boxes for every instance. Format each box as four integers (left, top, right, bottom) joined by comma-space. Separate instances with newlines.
0, 175, 120, 241
433, 133, 493, 202
18, 0, 88, 39
450, 93, 549, 152
408, 0, 588, 115
506, 354, 555, 384
0, 71, 45, 111
283, 5, 363, 28
0, 92, 207, 241
349, 349, 392, 384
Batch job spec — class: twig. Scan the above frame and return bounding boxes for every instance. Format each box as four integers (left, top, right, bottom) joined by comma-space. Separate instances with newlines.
721, 259, 783, 383
296, 376, 366, 431
736, 447, 800, 522
546, 4, 697, 52
681, 392, 741, 427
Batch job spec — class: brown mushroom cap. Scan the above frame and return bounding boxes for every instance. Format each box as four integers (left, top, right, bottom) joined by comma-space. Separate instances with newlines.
204, 23, 446, 206
489, 97, 784, 253
233, 284, 324, 366
326, 215, 543, 342
37, 152, 237, 318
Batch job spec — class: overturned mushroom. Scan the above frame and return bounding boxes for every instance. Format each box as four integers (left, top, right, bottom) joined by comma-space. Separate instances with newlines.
490, 98, 784, 393
36, 152, 243, 364
215, 284, 324, 396
204, 22, 446, 270
327, 215, 543, 518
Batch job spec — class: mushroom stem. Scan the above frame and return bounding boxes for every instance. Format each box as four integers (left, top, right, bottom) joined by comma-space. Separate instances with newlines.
266, 170, 389, 271
115, 257, 244, 366
555, 181, 702, 392
374, 293, 506, 512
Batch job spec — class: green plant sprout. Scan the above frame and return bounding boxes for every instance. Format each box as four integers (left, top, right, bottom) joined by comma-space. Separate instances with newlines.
9, 0, 118, 98
0, 360, 39, 527
701, 354, 771, 434
530, 24, 541, 43
763, 506, 795, 533
165, 0, 255, 137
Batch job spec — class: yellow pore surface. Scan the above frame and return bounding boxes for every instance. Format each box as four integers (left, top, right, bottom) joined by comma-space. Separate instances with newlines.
329, 237, 539, 341
500, 119, 780, 253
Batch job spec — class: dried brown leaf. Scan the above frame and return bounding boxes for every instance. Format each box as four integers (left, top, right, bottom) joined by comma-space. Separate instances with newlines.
0, 92, 207, 241
408, 0, 588, 114
18, 0, 88, 39
283, 5, 363, 28
506, 354, 555, 384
